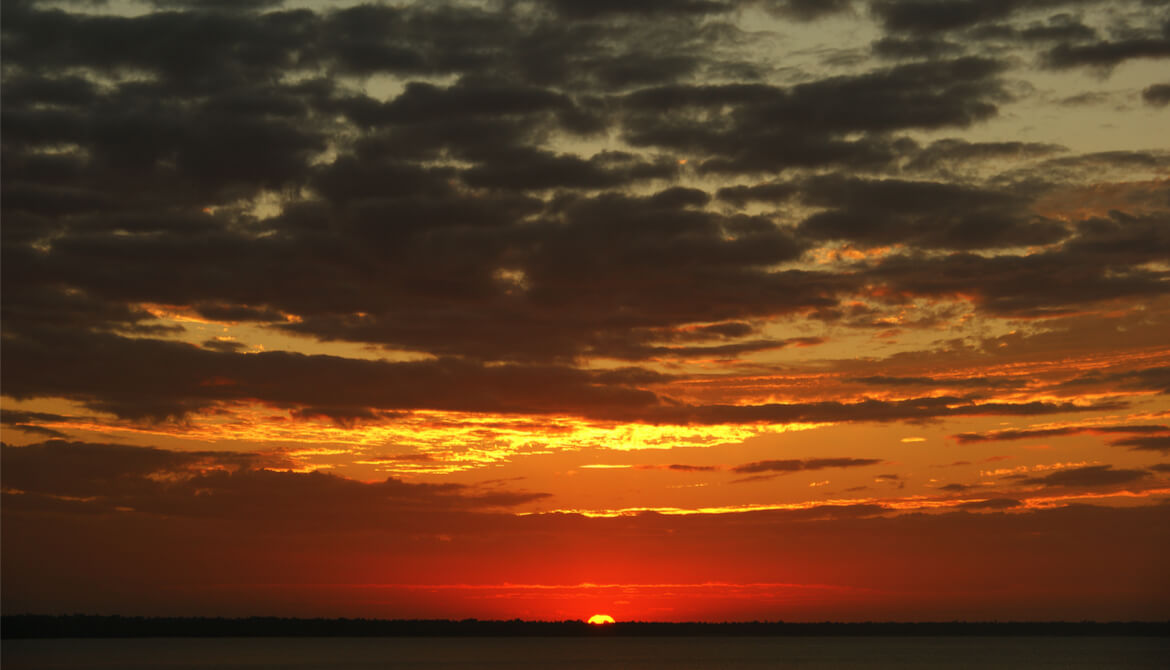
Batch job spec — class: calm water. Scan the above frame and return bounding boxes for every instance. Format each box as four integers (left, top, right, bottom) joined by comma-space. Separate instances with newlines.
3, 636, 1167, 669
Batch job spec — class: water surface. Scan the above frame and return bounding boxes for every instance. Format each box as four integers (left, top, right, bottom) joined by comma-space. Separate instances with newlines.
4, 635, 1167, 669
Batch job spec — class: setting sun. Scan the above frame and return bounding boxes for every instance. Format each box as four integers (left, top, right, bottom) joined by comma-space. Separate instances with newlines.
587, 614, 616, 625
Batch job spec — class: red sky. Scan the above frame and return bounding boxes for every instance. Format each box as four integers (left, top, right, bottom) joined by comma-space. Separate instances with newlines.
2, 0, 1169, 622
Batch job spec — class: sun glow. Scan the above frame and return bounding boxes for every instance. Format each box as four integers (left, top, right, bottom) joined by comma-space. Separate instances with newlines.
587, 614, 616, 625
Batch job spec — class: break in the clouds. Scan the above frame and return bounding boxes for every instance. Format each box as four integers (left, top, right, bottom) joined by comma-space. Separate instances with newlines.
2, 0, 1168, 621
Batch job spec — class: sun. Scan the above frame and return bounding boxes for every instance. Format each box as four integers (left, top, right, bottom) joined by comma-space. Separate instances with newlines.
587, 614, 616, 625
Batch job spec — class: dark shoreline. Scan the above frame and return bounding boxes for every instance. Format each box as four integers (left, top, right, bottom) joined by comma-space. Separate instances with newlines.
3, 616, 1167, 639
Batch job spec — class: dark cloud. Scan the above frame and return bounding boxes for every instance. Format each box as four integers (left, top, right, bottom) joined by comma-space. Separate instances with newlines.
1, 440, 279, 496
0, 441, 548, 520
1, 425, 69, 439
148, 1, 286, 9
0, 329, 663, 421
621, 57, 1008, 173
796, 174, 1069, 250
869, 0, 1098, 34
1, 409, 74, 425
857, 212, 1170, 317
3, 324, 1117, 426
1062, 366, 1170, 395
630, 395, 1120, 427
287, 406, 397, 428
459, 148, 679, 192
1143, 83, 1170, 106
902, 138, 1065, 172
1056, 90, 1114, 106
1109, 435, 1170, 453
753, 0, 854, 20
732, 457, 883, 474
870, 0, 1002, 33
532, 0, 731, 18
2, 0, 742, 104
2, 0, 1167, 433
200, 338, 247, 353
1018, 15, 1098, 42
2, 4, 318, 92
854, 375, 1022, 389
1018, 464, 1150, 488
5, 0, 1108, 382
958, 497, 1021, 509
872, 36, 964, 59
953, 424, 1170, 444
940, 483, 971, 491
596, 336, 825, 362
714, 182, 799, 208
1043, 36, 1170, 70
0, 409, 81, 439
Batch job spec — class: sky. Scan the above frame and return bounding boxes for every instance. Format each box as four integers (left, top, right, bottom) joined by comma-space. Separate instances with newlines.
2, 0, 1169, 623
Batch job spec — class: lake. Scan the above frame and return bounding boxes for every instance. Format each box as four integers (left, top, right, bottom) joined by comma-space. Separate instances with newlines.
3, 636, 1167, 669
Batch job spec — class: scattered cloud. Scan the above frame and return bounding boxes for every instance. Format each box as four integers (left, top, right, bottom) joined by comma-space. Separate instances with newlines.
1017, 464, 1150, 488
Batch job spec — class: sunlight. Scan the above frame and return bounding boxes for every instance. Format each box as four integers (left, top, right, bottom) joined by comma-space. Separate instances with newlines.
587, 614, 616, 625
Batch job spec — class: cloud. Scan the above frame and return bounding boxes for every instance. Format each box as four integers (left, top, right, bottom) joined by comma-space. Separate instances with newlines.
857, 214, 1170, 317
795, 174, 1069, 250
1060, 366, 1170, 395
0, 409, 82, 439
0, 329, 665, 421
1143, 83, 1170, 107
666, 464, 720, 472
0, 424, 69, 439
953, 424, 1170, 444
621, 57, 1008, 174
148, 1, 286, 9
0, 440, 548, 520
1017, 464, 1150, 488
200, 338, 247, 353
6, 1, 1163, 384
649, 396, 1122, 426
732, 457, 882, 474
957, 497, 1021, 509
0, 409, 75, 425
871, 0, 1041, 33
1017, 16, 1099, 43
854, 375, 1022, 389
902, 138, 1064, 172
750, 0, 854, 21
872, 35, 964, 59
1109, 435, 1170, 453
533, 0, 732, 18
714, 181, 799, 208
1043, 37, 1170, 70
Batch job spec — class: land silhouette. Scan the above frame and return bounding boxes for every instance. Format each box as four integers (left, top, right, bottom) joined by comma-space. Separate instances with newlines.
3, 616, 1166, 639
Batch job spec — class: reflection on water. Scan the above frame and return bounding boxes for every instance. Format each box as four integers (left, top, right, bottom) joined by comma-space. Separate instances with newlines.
3, 636, 1168, 670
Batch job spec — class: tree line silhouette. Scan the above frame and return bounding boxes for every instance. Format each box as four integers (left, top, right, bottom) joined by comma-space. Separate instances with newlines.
3, 615, 1166, 638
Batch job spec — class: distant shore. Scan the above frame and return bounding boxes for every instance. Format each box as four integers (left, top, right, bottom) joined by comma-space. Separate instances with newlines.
3, 616, 1167, 639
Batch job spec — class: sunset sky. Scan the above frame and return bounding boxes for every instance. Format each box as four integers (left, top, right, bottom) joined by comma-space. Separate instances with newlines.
2, 0, 1169, 622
